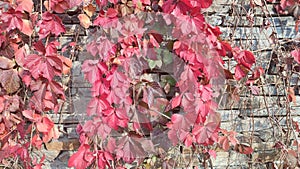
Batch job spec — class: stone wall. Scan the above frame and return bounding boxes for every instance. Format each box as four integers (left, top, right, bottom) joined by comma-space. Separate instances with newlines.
206, 0, 300, 168
41, 0, 300, 168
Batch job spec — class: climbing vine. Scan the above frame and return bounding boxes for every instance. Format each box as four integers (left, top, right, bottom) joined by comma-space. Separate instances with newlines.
2, 0, 300, 168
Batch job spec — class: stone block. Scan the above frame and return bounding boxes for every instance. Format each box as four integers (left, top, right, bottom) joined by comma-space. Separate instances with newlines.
222, 16, 264, 27
33, 148, 60, 162
220, 117, 273, 132
219, 26, 296, 40
43, 160, 70, 169
206, 16, 223, 26
71, 61, 82, 77
78, 51, 96, 62
59, 13, 80, 24
203, 4, 231, 14
49, 113, 79, 124
45, 138, 80, 151
211, 151, 248, 168
59, 101, 72, 114
64, 24, 86, 36
72, 75, 92, 88
269, 16, 296, 27
57, 151, 73, 163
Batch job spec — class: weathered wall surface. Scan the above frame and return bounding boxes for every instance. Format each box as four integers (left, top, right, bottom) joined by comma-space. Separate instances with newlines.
206, 0, 300, 168
40, 0, 300, 168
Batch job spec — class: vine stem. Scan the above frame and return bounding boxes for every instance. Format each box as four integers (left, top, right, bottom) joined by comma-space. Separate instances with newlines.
40, 0, 42, 17
94, 136, 99, 169
148, 108, 171, 120
29, 124, 34, 152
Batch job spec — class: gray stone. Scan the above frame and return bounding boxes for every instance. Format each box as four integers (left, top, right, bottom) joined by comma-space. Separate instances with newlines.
48, 113, 79, 124
71, 61, 82, 77
203, 4, 231, 14
206, 16, 223, 26
222, 16, 264, 27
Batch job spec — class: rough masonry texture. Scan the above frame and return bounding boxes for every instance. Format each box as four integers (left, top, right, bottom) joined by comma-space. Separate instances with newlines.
41, 0, 300, 168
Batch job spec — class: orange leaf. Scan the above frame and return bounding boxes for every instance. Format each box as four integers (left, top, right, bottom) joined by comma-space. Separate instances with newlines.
21, 19, 33, 36
59, 55, 72, 74
78, 14, 91, 29
83, 4, 96, 17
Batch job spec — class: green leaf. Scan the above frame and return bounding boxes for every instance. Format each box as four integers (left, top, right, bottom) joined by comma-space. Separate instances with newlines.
162, 75, 176, 86
148, 59, 162, 70
148, 60, 157, 69
162, 50, 173, 65
156, 60, 162, 68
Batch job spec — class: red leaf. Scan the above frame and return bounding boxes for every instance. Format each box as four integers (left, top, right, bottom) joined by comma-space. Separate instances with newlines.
31, 134, 43, 149
249, 86, 260, 95
288, 87, 296, 103
16, 0, 33, 13
234, 64, 249, 80
44, 0, 69, 13
193, 112, 220, 144
234, 50, 256, 69
192, 0, 213, 8
97, 150, 113, 168
0, 123, 5, 134
24, 54, 63, 81
280, 0, 296, 9
247, 66, 264, 84
29, 80, 65, 112
218, 41, 233, 57
167, 113, 197, 146
33, 40, 46, 54
208, 150, 217, 159
235, 143, 253, 154
45, 41, 60, 56
296, 19, 300, 32
102, 108, 129, 130
116, 136, 146, 163
219, 136, 230, 150
15, 46, 26, 67
0, 56, 15, 69
86, 36, 115, 60
97, 123, 112, 140
0, 69, 21, 94
37, 12, 66, 39
68, 144, 94, 169
1, 9, 23, 32
192, 123, 217, 144
36, 117, 54, 133
0, 97, 5, 113
82, 60, 102, 83
68, 0, 83, 8
162, 0, 191, 14
21, 19, 33, 36
42, 125, 59, 143
93, 8, 118, 28
86, 96, 110, 116
176, 8, 205, 35
22, 110, 41, 122
219, 129, 239, 150
171, 94, 182, 108
291, 49, 300, 64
